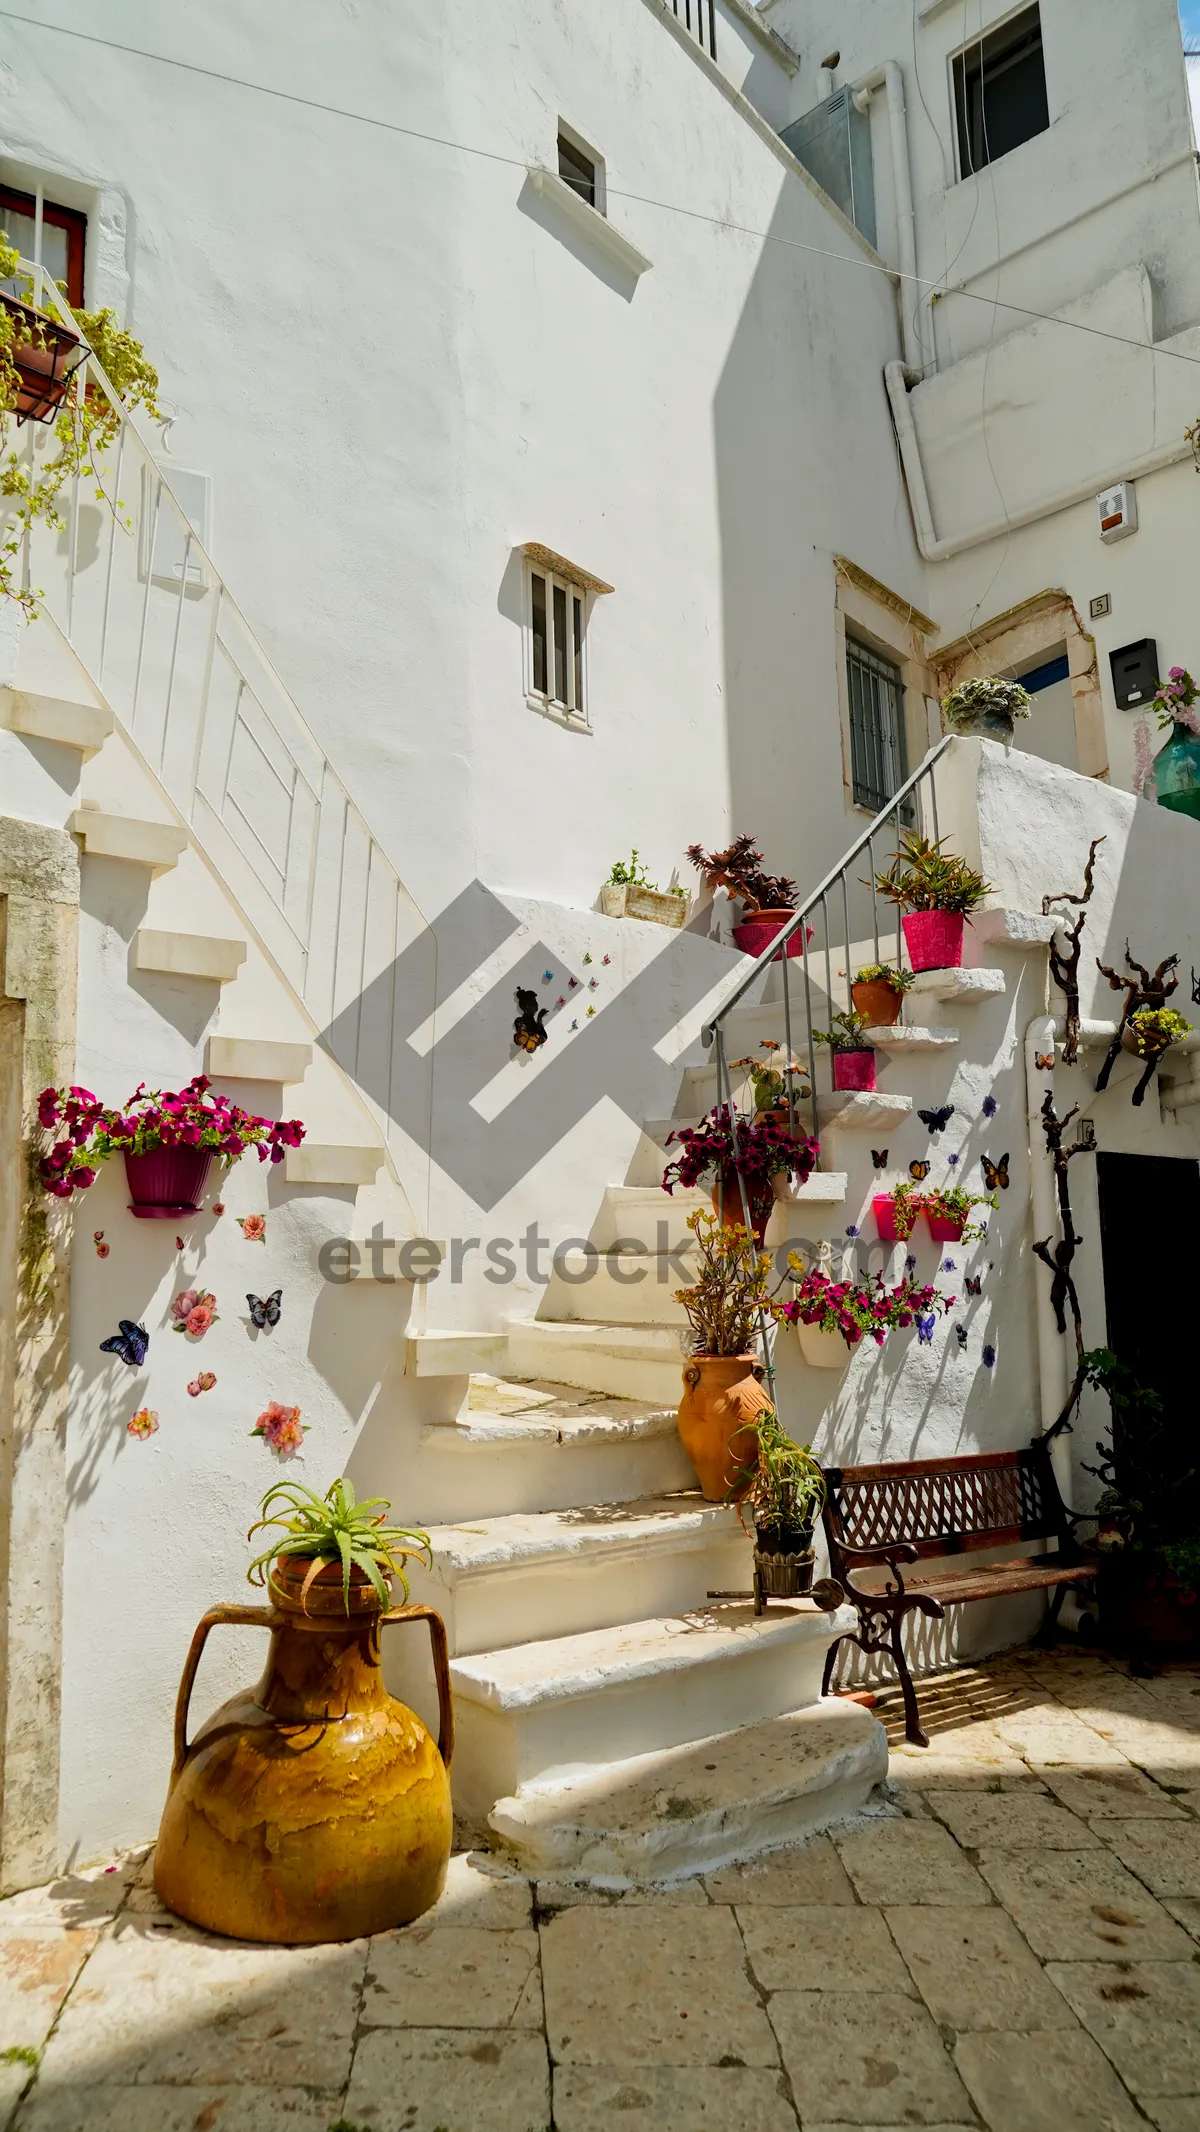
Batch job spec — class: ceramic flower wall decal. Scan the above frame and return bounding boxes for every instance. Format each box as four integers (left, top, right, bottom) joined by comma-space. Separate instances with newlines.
127, 1408, 159, 1440
171, 1288, 218, 1337
187, 1372, 217, 1398
238, 1214, 266, 1242
252, 1401, 307, 1458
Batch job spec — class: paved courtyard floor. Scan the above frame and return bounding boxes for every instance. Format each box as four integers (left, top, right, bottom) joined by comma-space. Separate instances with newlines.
1, 1642, 1199, 2131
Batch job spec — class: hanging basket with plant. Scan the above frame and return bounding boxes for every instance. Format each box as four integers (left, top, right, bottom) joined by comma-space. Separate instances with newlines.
940, 675, 1032, 743
1122, 1005, 1193, 1059
871, 832, 994, 972
663, 1104, 818, 1241
36, 1075, 305, 1217
776, 1264, 950, 1368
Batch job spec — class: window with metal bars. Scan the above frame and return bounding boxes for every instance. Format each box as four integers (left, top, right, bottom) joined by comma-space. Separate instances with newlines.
671, 0, 716, 60
846, 638, 910, 816
527, 564, 588, 722
953, 4, 1048, 179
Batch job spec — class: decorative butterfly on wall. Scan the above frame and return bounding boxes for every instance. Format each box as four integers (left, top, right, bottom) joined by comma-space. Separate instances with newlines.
247, 1289, 282, 1329
965, 1274, 983, 1296
909, 1160, 931, 1182
918, 1105, 955, 1136
871, 1149, 889, 1170
955, 1325, 969, 1349
981, 1153, 1010, 1191
542, 970, 554, 983
100, 1320, 149, 1368
1035, 1053, 1055, 1072
513, 987, 548, 1054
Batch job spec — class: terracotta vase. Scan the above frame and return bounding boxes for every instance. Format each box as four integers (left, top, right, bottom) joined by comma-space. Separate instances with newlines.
154, 1560, 454, 1944
709, 1169, 772, 1242
125, 1145, 213, 1219
851, 978, 903, 1027
677, 1353, 772, 1502
902, 910, 964, 971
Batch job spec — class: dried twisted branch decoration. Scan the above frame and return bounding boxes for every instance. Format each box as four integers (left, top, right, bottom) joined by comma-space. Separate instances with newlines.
1034, 1092, 1098, 1443
1094, 944, 1179, 1105
1041, 837, 1104, 1066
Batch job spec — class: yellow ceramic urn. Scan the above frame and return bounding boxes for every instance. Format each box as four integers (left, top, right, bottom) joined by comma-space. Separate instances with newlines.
154, 1559, 453, 1944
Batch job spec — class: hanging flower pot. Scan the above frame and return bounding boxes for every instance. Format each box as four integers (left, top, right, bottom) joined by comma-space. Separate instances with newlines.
125, 1146, 214, 1219
732, 911, 813, 960
833, 1049, 876, 1092
796, 1319, 852, 1369
873, 1193, 906, 1242
925, 1209, 966, 1244
903, 910, 965, 971
0, 291, 86, 425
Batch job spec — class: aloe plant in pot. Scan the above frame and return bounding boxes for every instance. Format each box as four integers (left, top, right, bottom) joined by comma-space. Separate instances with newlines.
871, 832, 993, 973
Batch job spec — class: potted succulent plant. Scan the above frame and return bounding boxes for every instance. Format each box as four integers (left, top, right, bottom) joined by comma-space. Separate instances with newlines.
813, 1010, 876, 1092
686, 836, 810, 960
36, 1075, 305, 1217
726, 1408, 827, 1605
872, 832, 994, 973
1122, 1005, 1193, 1061
940, 674, 1033, 744
600, 851, 688, 929
1081, 1349, 1200, 1658
730, 1040, 809, 1123
673, 1211, 777, 1500
662, 1104, 818, 1242
849, 962, 914, 1028
155, 1478, 453, 1944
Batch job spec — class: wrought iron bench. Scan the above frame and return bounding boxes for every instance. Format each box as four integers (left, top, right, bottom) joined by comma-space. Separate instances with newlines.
820, 1443, 1098, 1746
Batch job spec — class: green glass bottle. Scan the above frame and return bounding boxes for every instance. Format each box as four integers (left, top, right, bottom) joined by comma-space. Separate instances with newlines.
1155, 723, 1200, 821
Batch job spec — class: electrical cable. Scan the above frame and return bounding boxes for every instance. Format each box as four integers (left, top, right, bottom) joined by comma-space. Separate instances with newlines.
5, 9, 1200, 370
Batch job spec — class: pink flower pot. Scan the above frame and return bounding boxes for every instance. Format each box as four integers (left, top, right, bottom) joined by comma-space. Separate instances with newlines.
125, 1146, 214, 1220
874, 1194, 905, 1242
732, 911, 814, 961
834, 1050, 876, 1092
925, 1212, 966, 1243
902, 910, 965, 971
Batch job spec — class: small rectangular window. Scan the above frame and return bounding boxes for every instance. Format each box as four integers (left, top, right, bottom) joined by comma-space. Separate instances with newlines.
954, 4, 1049, 179
526, 563, 589, 721
846, 638, 910, 816
557, 134, 596, 209
0, 185, 86, 305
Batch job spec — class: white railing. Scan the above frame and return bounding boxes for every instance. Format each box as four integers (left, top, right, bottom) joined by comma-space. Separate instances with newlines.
7, 264, 437, 1203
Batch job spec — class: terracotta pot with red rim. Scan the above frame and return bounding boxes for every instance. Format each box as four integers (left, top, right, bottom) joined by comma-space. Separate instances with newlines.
677, 1353, 772, 1502
851, 978, 903, 1027
874, 1194, 909, 1242
125, 1146, 214, 1219
902, 911, 965, 972
833, 1050, 876, 1092
709, 1169, 773, 1242
732, 911, 813, 961
925, 1211, 966, 1243
0, 293, 85, 424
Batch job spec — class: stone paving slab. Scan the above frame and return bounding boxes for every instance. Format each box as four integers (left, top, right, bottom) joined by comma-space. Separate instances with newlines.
1045, 1958, 1200, 2097
541, 1906, 778, 2067
1099, 1819, 1200, 1898
834, 1820, 991, 1906
771, 1989, 972, 2125
924, 1789, 1101, 1850
16, 2089, 338, 2131
738, 1904, 915, 1995
976, 1847, 1197, 1961
885, 1905, 1078, 2032
955, 2028, 1148, 2130
703, 1835, 856, 1905
1039, 1765, 1188, 1818
552, 2064, 797, 2129
343, 2028, 551, 2131
1147, 2103, 1200, 2132
363, 1924, 542, 2030
0, 1936, 98, 2055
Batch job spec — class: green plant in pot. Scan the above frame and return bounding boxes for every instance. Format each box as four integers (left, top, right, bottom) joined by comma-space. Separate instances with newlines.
154, 1479, 454, 1946
940, 674, 1032, 743
663, 1103, 819, 1241
600, 850, 688, 928
673, 1210, 779, 1502
1080, 1349, 1200, 1657
849, 962, 914, 1028
813, 1009, 875, 1093
686, 835, 808, 960
728, 1407, 825, 1558
730, 1039, 809, 1121
871, 832, 993, 973
1122, 1005, 1192, 1060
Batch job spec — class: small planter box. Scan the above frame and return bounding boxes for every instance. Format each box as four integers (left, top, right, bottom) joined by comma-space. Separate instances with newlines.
600, 882, 688, 928
833, 1049, 876, 1092
796, 1319, 852, 1369
925, 1210, 967, 1243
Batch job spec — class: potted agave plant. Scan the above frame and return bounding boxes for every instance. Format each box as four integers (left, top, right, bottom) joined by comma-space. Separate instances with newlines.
673, 1210, 777, 1501
663, 1104, 818, 1243
726, 1408, 827, 1607
940, 674, 1033, 744
686, 835, 810, 960
155, 1478, 454, 1945
36, 1075, 306, 1217
813, 1010, 876, 1093
600, 850, 688, 929
849, 962, 914, 1029
872, 832, 993, 973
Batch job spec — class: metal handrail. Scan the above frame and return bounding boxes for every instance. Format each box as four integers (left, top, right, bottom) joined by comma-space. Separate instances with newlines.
701, 738, 955, 1142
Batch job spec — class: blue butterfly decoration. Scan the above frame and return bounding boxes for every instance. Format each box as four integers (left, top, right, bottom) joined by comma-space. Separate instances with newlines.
916, 1313, 936, 1346
100, 1320, 149, 1367
542, 970, 554, 983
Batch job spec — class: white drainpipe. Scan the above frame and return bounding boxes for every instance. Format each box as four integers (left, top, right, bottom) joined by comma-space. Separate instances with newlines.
886, 359, 1193, 561
852, 65, 921, 377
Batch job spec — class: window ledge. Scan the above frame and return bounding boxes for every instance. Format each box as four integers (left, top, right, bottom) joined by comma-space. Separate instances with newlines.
526, 168, 652, 279
526, 691, 593, 734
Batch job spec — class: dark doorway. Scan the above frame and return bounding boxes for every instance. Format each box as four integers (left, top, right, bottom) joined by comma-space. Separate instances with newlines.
1097, 1151, 1199, 1432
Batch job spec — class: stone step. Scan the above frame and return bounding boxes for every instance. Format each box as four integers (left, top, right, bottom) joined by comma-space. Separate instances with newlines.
414, 1390, 695, 1522
205, 1036, 313, 1083
819, 1091, 913, 1130
405, 1330, 508, 1377
284, 1142, 383, 1186
505, 1318, 686, 1405
908, 966, 1005, 1004
544, 1251, 692, 1329
449, 1598, 853, 1819
599, 1184, 710, 1250
488, 1697, 886, 1884
972, 907, 1057, 952
2, 686, 114, 755
134, 928, 247, 983
863, 1025, 960, 1052
70, 809, 188, 874
413, 1494, 749, 1656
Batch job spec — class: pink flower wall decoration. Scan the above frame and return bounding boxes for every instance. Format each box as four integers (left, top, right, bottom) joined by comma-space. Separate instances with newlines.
238, 1214, 266, 1242
127, 1408, 159, 1440
252, 1401, 307, 1459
